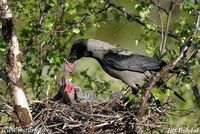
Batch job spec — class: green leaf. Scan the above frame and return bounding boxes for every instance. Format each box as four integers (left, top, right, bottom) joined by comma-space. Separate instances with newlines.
113, 11, 120, 22
49, 0, 57, 7
72, 27, 80, 34
135, 39, 139, 46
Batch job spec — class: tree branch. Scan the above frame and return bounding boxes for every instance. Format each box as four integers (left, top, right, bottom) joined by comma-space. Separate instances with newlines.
138, 11, 200, 118
23, 3, 51, 55
55, 3, 110, 34
192, 83, 200, 109
150, 0, 169, 15
190, 72, 200, 109
108, 0, 181, 42
159, 1, 176, 57
157, 0, 164, 52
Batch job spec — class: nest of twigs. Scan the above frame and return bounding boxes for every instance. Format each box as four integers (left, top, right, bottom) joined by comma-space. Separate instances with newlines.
28, 95, 170, 134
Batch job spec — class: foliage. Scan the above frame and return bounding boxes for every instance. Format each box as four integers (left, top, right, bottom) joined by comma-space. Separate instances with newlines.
0, 0, 200, 131
7, 0, 110, 98
80, 69, 112, 97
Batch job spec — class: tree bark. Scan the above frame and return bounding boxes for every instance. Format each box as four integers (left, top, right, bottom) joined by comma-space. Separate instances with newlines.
0, 0, 32, 127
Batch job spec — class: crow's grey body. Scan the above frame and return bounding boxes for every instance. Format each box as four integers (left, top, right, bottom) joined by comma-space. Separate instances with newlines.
67, 39, 166, 90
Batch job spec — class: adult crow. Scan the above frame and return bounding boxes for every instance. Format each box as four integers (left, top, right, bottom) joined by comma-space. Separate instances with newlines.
67, 39, 186, 102
67, 39, 166, 92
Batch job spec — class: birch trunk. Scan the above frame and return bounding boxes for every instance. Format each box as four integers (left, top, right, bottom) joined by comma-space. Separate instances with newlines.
0, 0, 32, 127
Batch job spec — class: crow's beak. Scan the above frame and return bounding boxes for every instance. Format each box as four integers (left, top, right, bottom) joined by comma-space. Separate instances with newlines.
64, 59, 75, 73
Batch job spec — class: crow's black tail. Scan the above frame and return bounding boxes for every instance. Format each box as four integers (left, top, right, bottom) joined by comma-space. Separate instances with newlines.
162, 85, 185, 102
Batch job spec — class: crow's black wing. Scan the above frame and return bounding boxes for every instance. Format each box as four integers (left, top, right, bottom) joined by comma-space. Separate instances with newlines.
103, 49, 166, 72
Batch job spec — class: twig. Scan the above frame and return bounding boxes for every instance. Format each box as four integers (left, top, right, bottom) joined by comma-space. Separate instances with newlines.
94, 120, 115, 129
55, 127, 65, 133
41, 120, 48, 134
96, 1, 111, 14
157, 0, 164, 55
47, 123, 63, 128
0, 95, 8, 102
0, 103, 13, 115
159, 1, 176, 57
33, 109, 53, 120
150, 0, 169, 15
185, 49, 198, 63
65, 124, 82, 128
167, 109, 194, 117
92, 114, 120, 119
55, 3, 110, 34
29, 100, 43, 104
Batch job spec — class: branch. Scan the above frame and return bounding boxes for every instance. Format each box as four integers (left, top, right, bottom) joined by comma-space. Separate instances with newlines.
55, 3, 110, 34
23, 3, 51, 55
159, 1, 176, 57
190, 74, 200, 109
0, 0, 32, 127
150, 0, 169, 15
48, 7, 66, 46
108, 0, 181, 42
138, 11, 200, 118
157, 0, 164, 56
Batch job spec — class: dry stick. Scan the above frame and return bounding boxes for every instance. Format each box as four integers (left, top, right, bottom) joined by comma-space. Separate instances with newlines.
0, 0, 32, 127
108, 0, 181, 42
94, 120, 115, 129
138, 12, 200, 118
55, 128, 66, 133
159, 1, 176, 57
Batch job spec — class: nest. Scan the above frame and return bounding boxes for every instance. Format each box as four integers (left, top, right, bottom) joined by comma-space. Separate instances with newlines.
28, 95, 170, 134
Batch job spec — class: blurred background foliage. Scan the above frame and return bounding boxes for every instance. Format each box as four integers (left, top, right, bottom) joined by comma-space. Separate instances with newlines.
0, 0, 200, 128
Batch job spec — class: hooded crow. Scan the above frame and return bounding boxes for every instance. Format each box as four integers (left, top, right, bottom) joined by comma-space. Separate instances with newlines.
67, 39, 166, 92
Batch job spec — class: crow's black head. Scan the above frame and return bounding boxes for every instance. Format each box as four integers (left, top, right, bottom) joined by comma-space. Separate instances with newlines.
67, 39, 91, 63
